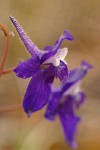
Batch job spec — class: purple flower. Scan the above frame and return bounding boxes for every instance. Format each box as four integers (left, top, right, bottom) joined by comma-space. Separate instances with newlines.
45, 61, 93, 148
9, 16, 74, 116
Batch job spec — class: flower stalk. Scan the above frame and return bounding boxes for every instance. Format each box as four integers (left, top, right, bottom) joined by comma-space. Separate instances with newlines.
1, 67, 15, 75
0, 23, 10, 75
0, 23, 17, 112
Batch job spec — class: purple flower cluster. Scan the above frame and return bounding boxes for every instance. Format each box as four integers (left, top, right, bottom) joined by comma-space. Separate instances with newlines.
10, 16, 92, 148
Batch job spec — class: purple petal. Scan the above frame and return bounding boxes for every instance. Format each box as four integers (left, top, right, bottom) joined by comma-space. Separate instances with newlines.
45, 91, 61, 120
23, 70, 51, 116
74, 92, 86, 108
43, 61, 68, 82
58, 97, 80, 148
14, 56, 40, 79
45, 78, 70, 121
41, 30, 73, 63
40, 49, 57, 64
61, 82, 76, 94
43, 31, 73, 52
81, 60, 93, 70
43, 64, 56, 83
59, 113, 80, 148
43, 46, 53, 51
69, 61, 93, 83
61, 61, 93, 93
63, 30, 74, 41
53, 30, 74, 51
9, 16, 41, 56
55, 60, 68, 81
69, 68, 87, 83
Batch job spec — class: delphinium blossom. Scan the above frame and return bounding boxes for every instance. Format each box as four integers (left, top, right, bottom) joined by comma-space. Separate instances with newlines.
9, 16, 93, 148
45, 61, 93, 148
9, 16, 74, 117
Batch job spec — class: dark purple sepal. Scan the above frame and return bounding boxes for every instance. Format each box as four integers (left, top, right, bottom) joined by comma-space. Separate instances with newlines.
9, 16, 42, 57
74, 92, 86, 108
55, 60, 68, 81
64, 61, 93, 84
59, 113, 80, 149
45, 91, 61, 120
14, 56, 40, 79
61, 81, 76, 94
54, 30, 74, 51
41, 30, 74, 63
63, 30, 74, 41
81, 60, 93, 70
40, 49, 57, 64
43, 61, 68, 82
58, 96, 80, 148
23, 70, 51, 116
43, 46, 53, 51
43, 64, 56, 83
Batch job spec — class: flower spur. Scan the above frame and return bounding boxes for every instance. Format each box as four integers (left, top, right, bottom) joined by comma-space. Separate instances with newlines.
45, 61, 93, 148
9, 16, 74, 116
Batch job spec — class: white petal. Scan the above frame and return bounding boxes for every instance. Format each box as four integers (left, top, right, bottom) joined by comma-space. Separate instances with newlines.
43, 47, 68, 66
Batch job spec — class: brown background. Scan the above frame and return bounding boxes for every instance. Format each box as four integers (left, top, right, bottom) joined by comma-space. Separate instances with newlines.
0, 0, 100, 150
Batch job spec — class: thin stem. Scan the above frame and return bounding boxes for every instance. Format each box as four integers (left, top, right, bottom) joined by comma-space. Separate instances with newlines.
0, 103, 22, 112
1, 67, 15, 75
0, 23, 10, 73
0, 24, 21, 113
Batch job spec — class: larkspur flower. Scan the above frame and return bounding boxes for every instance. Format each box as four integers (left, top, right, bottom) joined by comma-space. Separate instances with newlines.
9, 16, 74, 116
45, 61, 93, 148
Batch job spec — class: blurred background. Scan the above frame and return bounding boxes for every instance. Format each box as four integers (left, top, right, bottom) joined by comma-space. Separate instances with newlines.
0, 0, 100, 150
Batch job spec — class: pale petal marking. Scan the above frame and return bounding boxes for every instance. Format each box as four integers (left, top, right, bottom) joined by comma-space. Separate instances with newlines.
43, 48, 68, 66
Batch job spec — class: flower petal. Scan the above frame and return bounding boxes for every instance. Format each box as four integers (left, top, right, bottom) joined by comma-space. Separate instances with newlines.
61, 82, 76, 95
43, 48, 68, 66
40, 49, 57, 64
45, 91, 61, 120
69, 61, 93, 83
59, 113, 80, 148
54, 30, 74, 51
14, 56, 40, 79
43, 45, 53, 51
43, 64, 56, 83
41, 30, 73, 63
74, 92, 86, 108
9, 16, 42, 57
43, 60, 68, 82
63, 81, 81, 96
23, 70, 51, 116
61, 61, 93, 94
55, 60, 68, 80
81, 60, 93, 70
45, 80, 72, 121
58, 96, 80, 148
